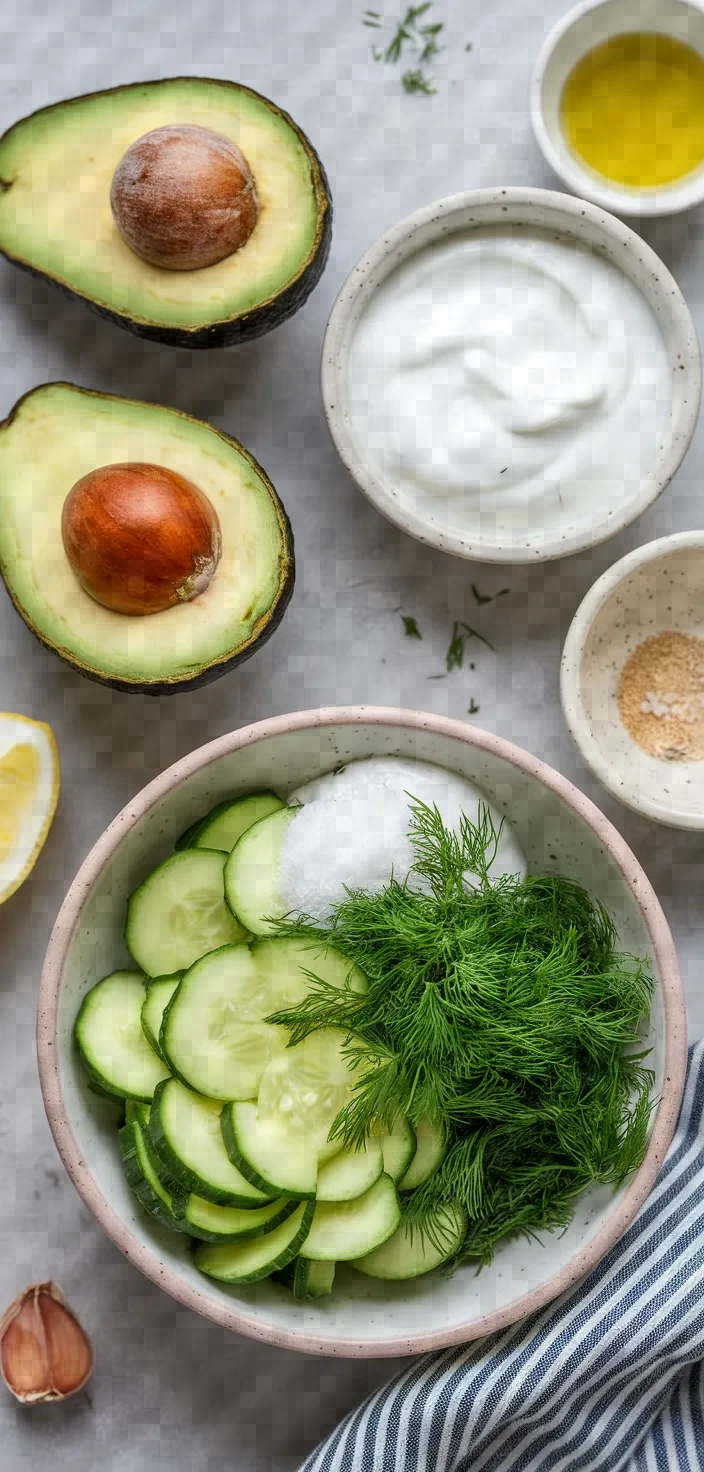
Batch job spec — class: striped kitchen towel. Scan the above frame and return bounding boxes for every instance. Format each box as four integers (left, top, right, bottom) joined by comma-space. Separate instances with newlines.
302, 1040, 704, 1472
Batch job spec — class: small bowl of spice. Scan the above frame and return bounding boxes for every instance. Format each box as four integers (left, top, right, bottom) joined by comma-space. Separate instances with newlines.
531, 0, 704, 217
561, 532, 704, 827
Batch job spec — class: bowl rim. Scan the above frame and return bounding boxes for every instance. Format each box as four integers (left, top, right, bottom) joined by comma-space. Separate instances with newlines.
530, 0, 704, 218
37, 706, 688, 1357
321, 186, 701, 565
561, 530, 704, 828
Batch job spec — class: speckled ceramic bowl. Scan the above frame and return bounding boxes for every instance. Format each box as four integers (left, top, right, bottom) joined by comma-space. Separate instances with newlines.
38, 708, 686, 1357
562, 532, 704, 827
531, 0, 704, 218
321, 188, 700, 564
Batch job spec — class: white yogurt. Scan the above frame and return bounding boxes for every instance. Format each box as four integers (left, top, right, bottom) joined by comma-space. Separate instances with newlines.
347, 228, 672, 549
279, 756, 526, 925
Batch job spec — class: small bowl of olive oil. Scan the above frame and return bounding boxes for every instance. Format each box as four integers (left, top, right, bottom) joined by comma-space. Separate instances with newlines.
532, 0, 704, 216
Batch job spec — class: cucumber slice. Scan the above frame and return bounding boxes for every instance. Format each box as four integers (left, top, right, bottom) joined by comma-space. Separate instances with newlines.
222, 1101, 319, 1198
126, 850, 247, 977
182, 1193, 296, 1243
315, 1138, 383, 1202
141, 975, 181, 1061
256, 1029, 358, 1159
119, 1118, 186, 1232
160, 945, 288, 1102
300, 1174, 401, 1262
177, 793, 285, 853
75, 971, 170, 1101
378, 1114, 416, 1184
351, 1202, 467, 1279
149, 1078, 273, 1207
251, 936, 368, 1004
399, 1116, 446, 1191
194, 1200, 314, 1283
224, 806, 298, 935
279, 1257, 336, 1298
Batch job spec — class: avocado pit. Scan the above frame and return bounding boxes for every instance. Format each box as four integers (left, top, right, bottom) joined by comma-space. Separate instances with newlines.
110, 124, 259, 271
61, 462, 222, 616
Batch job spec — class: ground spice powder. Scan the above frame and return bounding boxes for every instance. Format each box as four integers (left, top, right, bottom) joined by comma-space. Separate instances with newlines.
618, 630, 704, 761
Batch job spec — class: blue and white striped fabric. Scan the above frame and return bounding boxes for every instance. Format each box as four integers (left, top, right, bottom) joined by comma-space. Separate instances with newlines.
302, 1041, 704, 1472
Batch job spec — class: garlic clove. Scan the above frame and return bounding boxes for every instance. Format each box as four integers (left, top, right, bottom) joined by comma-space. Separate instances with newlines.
0, 1282, 93, 1404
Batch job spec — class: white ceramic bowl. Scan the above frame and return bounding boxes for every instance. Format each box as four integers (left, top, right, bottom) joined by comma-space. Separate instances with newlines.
531, 0, 704, 217
562, 532, 704, 827
321, 188, 700, 565
38, 708, 686, 1357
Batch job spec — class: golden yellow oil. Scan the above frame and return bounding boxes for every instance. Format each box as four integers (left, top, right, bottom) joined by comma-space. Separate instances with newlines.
560, 32, 704, 188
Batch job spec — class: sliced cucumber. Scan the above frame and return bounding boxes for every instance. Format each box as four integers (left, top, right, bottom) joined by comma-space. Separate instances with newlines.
399, 1116, 446, 1191
160, 945, 288, 1102
149, 1078, 273, 1207
222, 1101, 319, 1198
141, 975, 181, 1061
119, 1118, 186, 1232
181, 1193, 296, 1243
194, 1200, 314, 1283
256, 1029, 358, 1159
378, 1114, 416, 1184
177, 793, 286, 854
316, 1138, 383, 1203
251, 936, 368, 1006
280, 1257, 336, 1298
126, 850, 247, 978
224, 806, 298, 935
351, 1202, 467, 1279
75, 971, 170, 1101
300, 1174, 401, 1262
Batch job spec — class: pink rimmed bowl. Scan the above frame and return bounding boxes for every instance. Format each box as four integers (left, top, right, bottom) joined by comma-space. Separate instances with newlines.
37, 707, 687, 1357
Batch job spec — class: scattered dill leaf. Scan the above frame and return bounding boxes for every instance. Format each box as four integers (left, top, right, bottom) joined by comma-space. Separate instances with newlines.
267, 801, 654, 1267
363, 8, 383, 25
468, 698, 480, 714
465, 41, 473, 51
472, 584, 510, 607
446, 620, 495, 670
401, 614, 423, 639
402, 67, 436, 93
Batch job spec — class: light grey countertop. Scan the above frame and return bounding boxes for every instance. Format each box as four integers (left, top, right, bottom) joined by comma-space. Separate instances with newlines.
1, 0, 703, 1466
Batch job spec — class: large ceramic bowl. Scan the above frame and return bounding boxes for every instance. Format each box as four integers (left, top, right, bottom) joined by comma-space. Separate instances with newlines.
321, 188, 700, 564
38, 708, 687, 1357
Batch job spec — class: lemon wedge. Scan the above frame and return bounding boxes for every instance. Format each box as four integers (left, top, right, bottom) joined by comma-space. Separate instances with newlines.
0, 714, 59, 903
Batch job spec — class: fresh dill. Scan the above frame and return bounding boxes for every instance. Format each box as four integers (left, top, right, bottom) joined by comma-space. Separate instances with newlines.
267, 801, 654, 1266
401, 614, 423, 639
402, 67, 436, 93
468, 698, 480, 714
365, 3, 443, 94
446, 620, 495, 670
472, 583, 510, 607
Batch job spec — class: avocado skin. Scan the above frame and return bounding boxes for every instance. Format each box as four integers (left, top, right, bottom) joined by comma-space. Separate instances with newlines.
0, 383, 296, 695
0, 79, 332, 348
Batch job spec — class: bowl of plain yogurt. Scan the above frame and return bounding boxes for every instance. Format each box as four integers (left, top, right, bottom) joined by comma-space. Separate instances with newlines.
322, 187, 700, 563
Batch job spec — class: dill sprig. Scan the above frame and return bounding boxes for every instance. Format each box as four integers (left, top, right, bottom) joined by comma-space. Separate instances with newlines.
446, 620, 495, 670
267, 800, 654, 1266
401, 614, 422, 639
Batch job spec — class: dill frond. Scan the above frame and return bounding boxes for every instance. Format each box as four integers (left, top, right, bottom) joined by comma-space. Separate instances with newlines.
266, 801, 655, 1266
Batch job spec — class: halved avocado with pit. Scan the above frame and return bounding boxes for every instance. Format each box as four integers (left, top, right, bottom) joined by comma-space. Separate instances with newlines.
0, 383, 294, 694
0, 77, 331, 347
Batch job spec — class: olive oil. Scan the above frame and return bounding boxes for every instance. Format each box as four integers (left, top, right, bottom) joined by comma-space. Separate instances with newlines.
561, 32, 704, 188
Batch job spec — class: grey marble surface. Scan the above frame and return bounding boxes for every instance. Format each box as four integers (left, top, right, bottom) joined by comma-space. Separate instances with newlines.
1, 0, 704, 1466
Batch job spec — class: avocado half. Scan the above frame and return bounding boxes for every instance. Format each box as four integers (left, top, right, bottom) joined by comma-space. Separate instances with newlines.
0, 78, 332, 347
0, 383, 294, 694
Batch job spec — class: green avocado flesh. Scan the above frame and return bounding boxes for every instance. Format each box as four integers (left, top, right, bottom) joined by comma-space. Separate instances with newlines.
0, 383, 294, 691
0, 78, 328, 336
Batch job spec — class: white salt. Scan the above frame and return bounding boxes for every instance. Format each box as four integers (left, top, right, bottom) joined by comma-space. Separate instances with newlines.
279, 756, 526, 925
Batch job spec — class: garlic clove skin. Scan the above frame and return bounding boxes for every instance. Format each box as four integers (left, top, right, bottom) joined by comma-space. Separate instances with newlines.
0, 1282, 93, 1404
